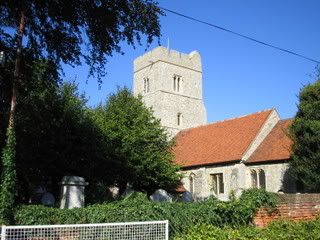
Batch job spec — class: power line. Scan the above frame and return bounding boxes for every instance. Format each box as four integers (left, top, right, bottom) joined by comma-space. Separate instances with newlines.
160, 7, 320, 65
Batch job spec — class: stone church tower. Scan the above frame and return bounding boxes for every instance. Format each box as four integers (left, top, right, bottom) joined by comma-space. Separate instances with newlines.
133, 46, 207, 136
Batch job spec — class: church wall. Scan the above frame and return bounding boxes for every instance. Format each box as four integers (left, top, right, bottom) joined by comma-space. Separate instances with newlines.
142, 91, 206, 132
180, 163, 247, 201
246, 162, 296, 193
157, 61, 203, 98
180, 162, 295, 201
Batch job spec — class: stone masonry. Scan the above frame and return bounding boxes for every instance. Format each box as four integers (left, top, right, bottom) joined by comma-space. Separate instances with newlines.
133, 46, 207, 136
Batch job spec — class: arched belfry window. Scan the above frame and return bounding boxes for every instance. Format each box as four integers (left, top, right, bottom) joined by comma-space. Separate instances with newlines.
173, 75, 182, 93
143, 77, 150, 93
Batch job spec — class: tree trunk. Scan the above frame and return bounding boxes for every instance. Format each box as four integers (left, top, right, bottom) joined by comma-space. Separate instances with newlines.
8, 10, 25, 129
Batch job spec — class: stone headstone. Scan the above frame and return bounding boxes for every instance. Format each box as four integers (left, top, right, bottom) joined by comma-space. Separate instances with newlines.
32, 185, 47, 203
150, 189, 172, 202
41, 192, 55, 207
59, 176, 88, 209
182, 191, 193, 202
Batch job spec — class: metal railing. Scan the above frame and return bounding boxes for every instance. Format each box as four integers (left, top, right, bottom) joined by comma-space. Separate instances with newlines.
1, 220, 169, 240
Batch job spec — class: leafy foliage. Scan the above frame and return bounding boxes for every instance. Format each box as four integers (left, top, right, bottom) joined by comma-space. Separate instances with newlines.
14, 189, 276, 236
290, 71, 320, 192
14, 80, 110, 202
0, 0, 163, 82
174, 218, 320, 240
91, 88, 181, 194
0, 126, 16, 224
239, 188, 277, 211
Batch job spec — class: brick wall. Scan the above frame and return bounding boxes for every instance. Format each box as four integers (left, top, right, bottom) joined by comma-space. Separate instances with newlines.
253, 194, 320, 227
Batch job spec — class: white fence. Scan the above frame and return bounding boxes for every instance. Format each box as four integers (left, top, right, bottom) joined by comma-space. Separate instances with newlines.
1, 220, 169, 240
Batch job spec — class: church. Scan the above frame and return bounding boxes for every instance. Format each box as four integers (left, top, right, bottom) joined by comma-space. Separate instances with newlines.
133, 46, 296, 200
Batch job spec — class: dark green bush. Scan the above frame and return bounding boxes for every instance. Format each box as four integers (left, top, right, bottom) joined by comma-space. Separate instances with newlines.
14, 189, 276, 236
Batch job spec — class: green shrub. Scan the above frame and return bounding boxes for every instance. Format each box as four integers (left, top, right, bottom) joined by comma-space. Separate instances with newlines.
173, 224, 262, 240
174, 218, 320, 240
14, 189, 276, 237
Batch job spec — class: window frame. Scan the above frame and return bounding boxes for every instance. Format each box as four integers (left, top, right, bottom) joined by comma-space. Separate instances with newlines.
250, 168, 266, 189
210, 173, 224, 195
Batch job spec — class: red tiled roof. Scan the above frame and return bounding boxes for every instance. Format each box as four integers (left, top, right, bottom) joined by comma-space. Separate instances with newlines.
173, 109, 273, 168
246, 119, 293, 164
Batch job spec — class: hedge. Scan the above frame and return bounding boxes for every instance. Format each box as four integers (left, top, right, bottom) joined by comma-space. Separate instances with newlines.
14, 189, 276, 236
173, 218, 320, 240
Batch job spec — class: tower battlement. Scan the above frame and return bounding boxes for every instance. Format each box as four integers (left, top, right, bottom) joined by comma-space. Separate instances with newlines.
134, 46, 201, 73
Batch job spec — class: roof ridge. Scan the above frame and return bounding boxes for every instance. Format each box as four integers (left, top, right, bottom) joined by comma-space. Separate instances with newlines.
177, 108, 274, 135
279, 118, 294, 122
209, 108, 274, 125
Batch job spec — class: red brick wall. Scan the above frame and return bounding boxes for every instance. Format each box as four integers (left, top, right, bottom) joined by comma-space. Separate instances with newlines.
253, 194, 320, 227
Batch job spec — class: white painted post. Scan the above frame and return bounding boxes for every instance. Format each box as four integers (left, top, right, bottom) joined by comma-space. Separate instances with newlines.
165, 220, 169, 240
1, 225, 6, 240
59, 176, 88, 209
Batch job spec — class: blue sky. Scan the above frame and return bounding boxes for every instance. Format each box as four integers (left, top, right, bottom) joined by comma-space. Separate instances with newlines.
64, 0, 320, 123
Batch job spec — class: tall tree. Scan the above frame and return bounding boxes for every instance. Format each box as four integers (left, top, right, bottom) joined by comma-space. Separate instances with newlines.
290, 68, 320, 192
0, 0, 162, 214
92, 88, 180, 194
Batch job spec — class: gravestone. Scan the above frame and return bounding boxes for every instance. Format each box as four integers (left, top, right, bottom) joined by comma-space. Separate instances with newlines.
182, 191, 193, 202
150, 189, 172, 202
41, 192, 55, 207
60, 176, 88, 209
32, 185, 47, 203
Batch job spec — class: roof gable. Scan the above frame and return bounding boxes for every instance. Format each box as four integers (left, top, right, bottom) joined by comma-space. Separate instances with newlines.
246, 119, 293, 164
173, 109, 273, 168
